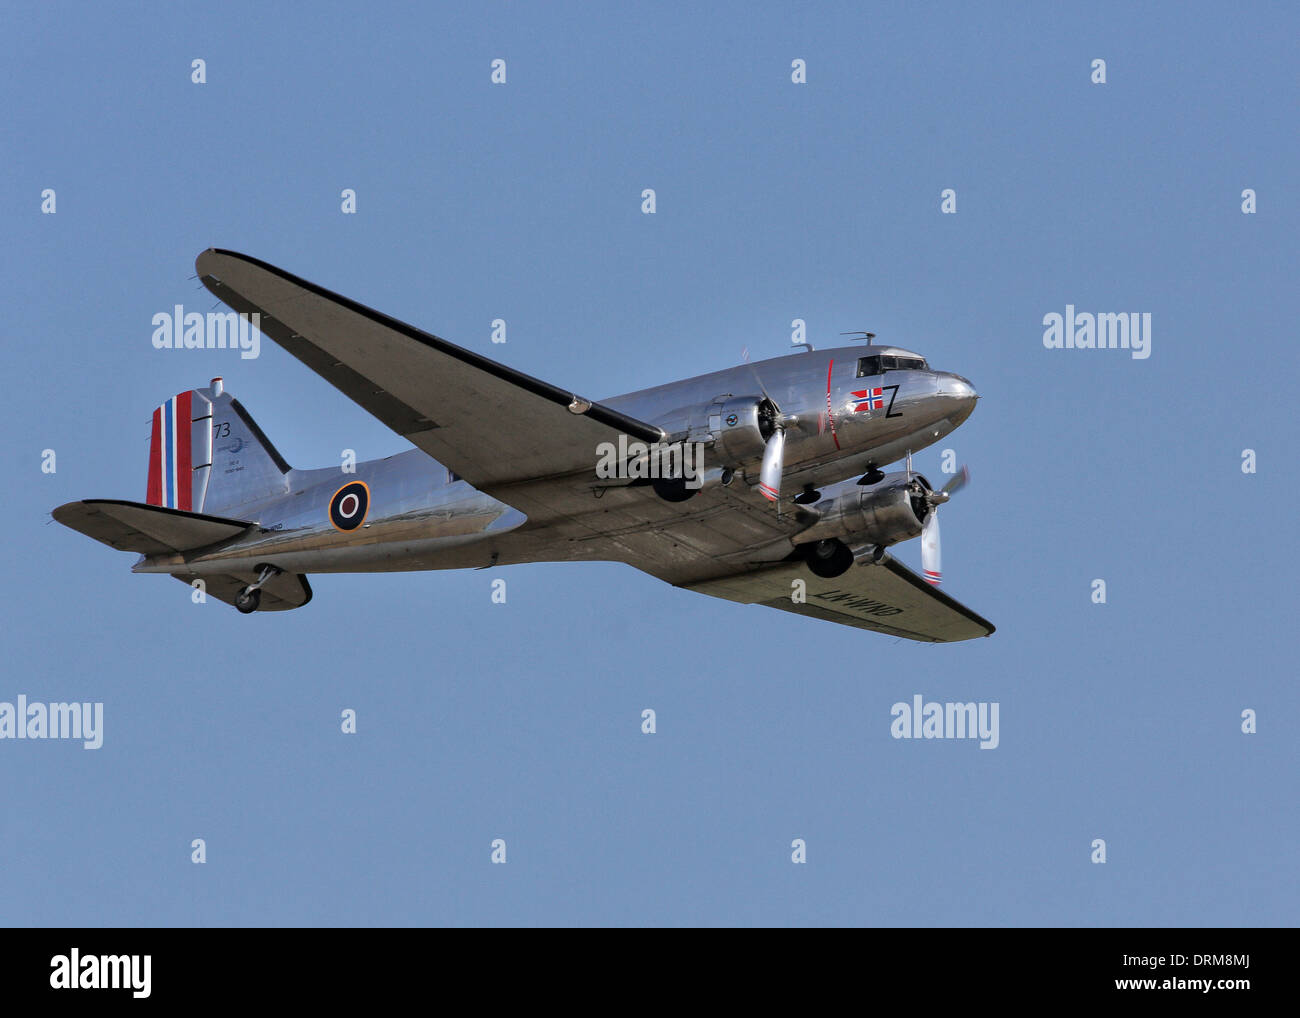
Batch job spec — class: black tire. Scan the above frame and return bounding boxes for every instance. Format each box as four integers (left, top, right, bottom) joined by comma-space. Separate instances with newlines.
804, 539, 854, 578
652, 476, 698, 503
234, 587, 261, 614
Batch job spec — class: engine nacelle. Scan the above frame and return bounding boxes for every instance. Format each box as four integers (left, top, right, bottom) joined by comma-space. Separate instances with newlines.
695, 395, 777, 464
794, 473, 934, 549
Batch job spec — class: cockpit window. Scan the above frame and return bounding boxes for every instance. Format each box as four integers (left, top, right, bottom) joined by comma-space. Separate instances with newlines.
857, 354, 927, 376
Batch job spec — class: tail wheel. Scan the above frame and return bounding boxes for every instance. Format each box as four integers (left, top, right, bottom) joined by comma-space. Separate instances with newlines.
804, 539, 854, 579
234, 587, 261, 614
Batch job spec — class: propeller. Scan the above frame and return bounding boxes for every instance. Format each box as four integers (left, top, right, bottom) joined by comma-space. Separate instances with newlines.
746, 362, 797, 505
758, 426, 785, 502
920, 466, 969, 585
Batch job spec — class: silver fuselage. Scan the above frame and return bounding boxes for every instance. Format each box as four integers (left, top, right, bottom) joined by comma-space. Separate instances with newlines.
134, 345, 977, 579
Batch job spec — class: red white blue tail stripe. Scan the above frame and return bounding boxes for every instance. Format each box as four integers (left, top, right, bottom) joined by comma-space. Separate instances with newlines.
146, 392, 193, 510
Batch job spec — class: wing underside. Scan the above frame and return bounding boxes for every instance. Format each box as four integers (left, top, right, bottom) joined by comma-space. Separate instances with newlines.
687, 555, 995, 642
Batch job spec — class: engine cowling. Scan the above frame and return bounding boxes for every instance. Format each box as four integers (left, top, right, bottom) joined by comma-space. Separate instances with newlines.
794, 473, 934, 550
696, 395, 777, 465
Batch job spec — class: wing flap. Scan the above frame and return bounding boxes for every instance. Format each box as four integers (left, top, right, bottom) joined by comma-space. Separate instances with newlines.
195, 249, 663, 487
687, 556, 995, 643
52, 499, 252, 555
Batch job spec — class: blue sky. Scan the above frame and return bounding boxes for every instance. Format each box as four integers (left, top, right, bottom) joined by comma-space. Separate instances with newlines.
2, 1, 1296, 926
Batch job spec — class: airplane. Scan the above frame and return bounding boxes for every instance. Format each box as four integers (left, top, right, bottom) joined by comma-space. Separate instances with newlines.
52, 249, 995, 642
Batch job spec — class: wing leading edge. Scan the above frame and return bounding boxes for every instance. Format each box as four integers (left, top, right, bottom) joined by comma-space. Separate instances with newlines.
686, 555, 995, 643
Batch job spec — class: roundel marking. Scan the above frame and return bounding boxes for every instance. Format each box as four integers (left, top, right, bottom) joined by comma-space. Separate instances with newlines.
329, 480, 371, 531
725, 413, 739, 427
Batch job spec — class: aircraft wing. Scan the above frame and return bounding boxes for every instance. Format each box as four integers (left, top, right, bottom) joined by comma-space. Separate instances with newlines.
685, 555, 995, 643
194, 249, 664, 488
488, 474, 995, 642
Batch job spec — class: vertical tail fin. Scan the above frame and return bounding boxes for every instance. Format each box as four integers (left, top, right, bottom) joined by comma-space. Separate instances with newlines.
147, 378, 290, 517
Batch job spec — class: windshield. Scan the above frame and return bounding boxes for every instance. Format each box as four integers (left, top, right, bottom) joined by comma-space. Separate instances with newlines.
857, 354, 928, 376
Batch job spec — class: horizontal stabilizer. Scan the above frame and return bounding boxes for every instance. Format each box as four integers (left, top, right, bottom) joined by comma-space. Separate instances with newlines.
52, 499, 252, 555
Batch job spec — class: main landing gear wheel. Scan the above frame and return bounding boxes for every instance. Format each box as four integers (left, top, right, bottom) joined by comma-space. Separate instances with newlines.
652, 476, 698, 503
804, 538, 854, 579
235, 564, 281, 614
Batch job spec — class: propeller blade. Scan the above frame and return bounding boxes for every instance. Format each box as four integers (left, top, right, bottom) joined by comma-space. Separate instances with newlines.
942, 465, 970, 497
746, 361, 778, 411
743, 358, 792, 506
921, 509, 941, 585
758, 428, 785, 502
747, 360, 803, 434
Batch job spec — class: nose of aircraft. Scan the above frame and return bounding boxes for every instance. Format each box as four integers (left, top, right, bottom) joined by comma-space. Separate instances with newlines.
937, 372, 979, 424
